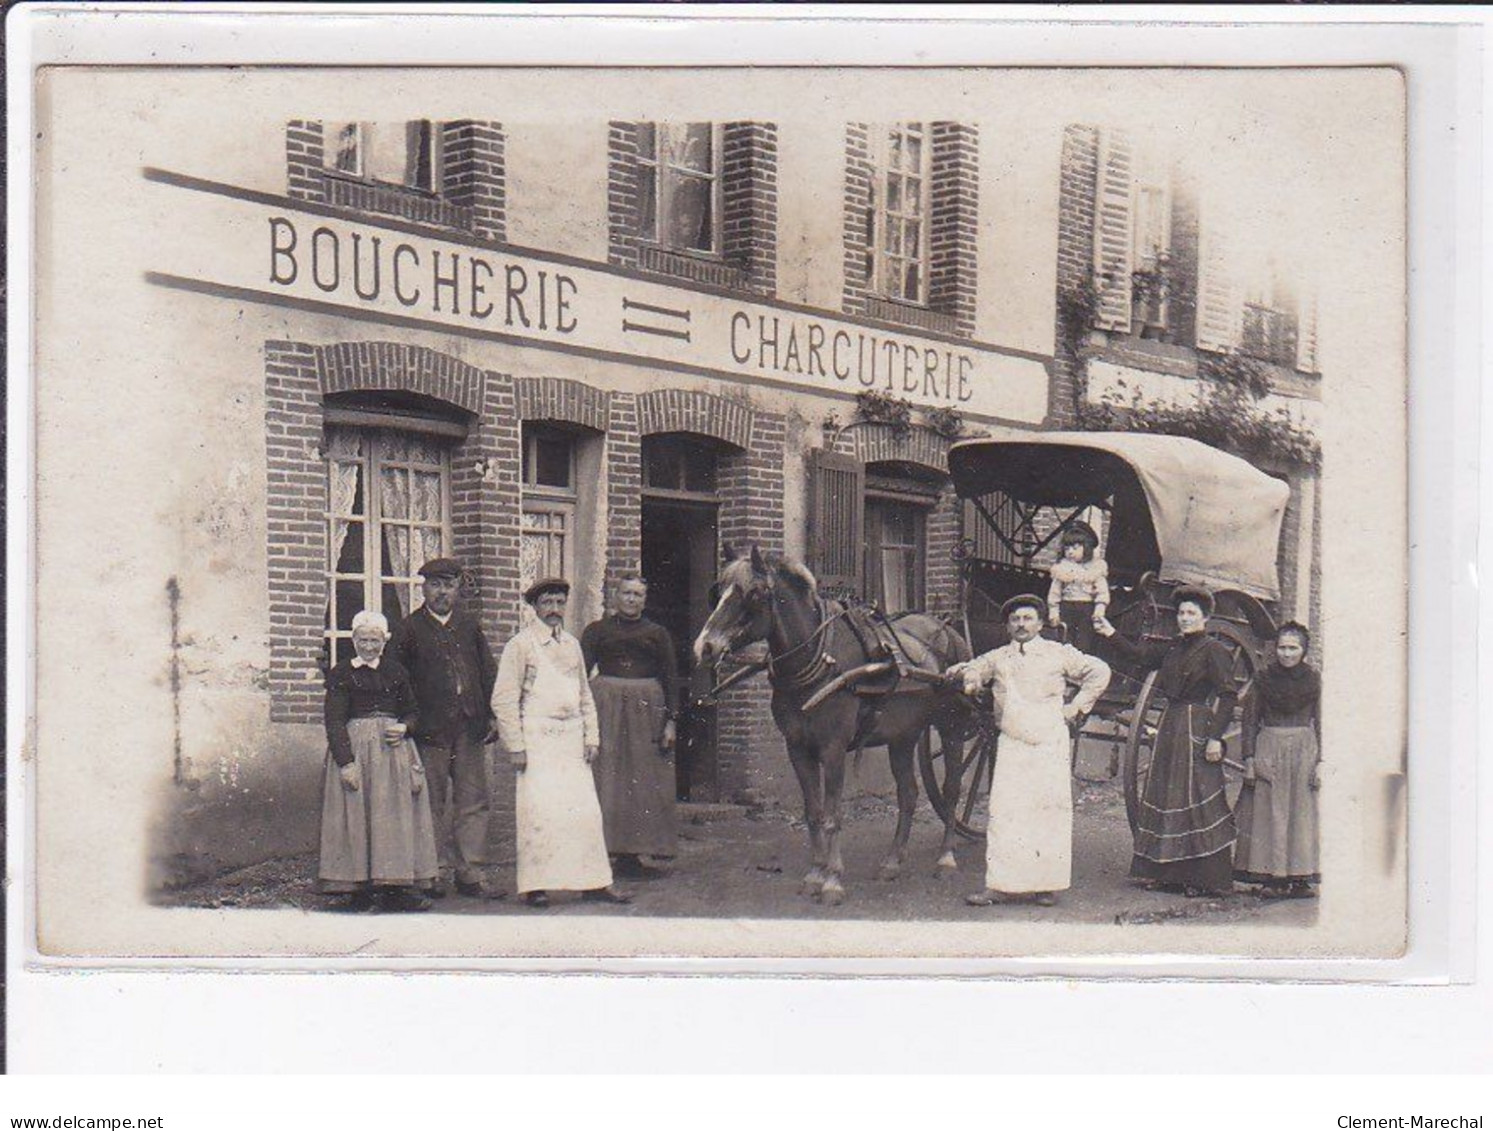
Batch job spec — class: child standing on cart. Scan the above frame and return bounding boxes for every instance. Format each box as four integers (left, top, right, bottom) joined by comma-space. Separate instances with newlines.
1046, 520, 1109, 653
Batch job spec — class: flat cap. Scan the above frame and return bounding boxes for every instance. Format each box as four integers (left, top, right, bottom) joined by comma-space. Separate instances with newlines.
418, 557, 464, 580
523, 577, 571, 605
1000, 593, 1048, 622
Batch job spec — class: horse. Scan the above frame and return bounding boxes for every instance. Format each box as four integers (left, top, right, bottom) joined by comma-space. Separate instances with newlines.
694, 544, 977, 905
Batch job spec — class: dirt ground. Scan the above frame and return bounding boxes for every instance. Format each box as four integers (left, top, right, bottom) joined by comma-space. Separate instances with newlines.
159, 740, 1316, 930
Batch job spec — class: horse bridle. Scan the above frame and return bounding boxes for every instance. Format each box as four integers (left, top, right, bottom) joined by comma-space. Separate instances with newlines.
716, 583, 852, 696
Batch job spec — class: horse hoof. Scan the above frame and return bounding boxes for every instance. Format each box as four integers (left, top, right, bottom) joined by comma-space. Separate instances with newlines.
800, 872, 826, 896
877, 863, 902, 881
935, 854, 958, 875
820, 882, 846, 907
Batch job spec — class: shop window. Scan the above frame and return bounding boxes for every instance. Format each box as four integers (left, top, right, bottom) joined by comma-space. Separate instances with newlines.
635, 123, 722, 255
325, 120, 442, 192
866, 123, 931, 304
325, 426, 451, 667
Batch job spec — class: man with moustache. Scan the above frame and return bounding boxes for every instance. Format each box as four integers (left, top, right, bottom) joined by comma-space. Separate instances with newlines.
387, 557, 502, 900
948, 594, 1111, 909
492, 578, 630, 909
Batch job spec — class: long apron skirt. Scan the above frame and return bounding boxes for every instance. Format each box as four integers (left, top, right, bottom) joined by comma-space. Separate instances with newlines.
592, 675, 677, 857
1233, 725, 1320, 882
515, 650, 614, 895
1129, 700, 1236, 892
318, 716, 438, 891
985, 712, 1073, 893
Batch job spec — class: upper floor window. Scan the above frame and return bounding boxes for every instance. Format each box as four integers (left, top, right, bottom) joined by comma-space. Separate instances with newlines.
636, 123, 723, 255
1238, 270, 1300, 367
867, 123, 931, 303
325, 120, 442, 192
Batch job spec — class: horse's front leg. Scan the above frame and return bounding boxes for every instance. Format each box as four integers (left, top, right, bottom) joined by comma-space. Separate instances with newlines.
819, 745, 849, 906
787, 745, 827, 896
934, 719, 966, 874
879, 739, 919, 881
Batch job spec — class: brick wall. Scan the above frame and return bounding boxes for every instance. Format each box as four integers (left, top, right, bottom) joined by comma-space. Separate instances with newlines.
284, 120, 503, 237
286, 121, 325, 202
715, 409, 788, 803
454, 371, 523, 853
928, 122, 980, 337
1052, 124, 1100, 427
608, 121, 778, 295
721, 122, 779, 296
925, 487, 963, 618
841, 124, 876, 320
441, 120, 507, 242
265, 342, 329, 723
844, 122, 977, 337
604, 392, 643, 595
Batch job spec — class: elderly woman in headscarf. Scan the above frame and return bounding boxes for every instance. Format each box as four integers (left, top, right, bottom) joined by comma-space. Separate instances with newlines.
1096, 586, 1238, 897
1233, 621, 1322, 899
318, 609, 438, 912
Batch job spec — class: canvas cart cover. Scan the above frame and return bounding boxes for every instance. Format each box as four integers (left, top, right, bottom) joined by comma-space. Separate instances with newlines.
947, 432, 1290, 600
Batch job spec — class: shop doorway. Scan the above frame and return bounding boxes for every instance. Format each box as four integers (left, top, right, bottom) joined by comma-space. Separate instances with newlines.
640, 434, 724, 801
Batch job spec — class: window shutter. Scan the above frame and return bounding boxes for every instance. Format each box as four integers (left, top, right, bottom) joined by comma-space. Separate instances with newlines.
807, 448, 865, 597
1091, 128, 1134, 332
1295, 290, 1319, 373
1195, 217, 1242, 353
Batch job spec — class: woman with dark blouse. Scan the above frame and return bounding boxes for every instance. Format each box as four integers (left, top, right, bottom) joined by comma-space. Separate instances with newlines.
581, 576, 680, 878
319, 610, 438, 912
1097, 586, 1238, 896
1233, 622, 1322, 898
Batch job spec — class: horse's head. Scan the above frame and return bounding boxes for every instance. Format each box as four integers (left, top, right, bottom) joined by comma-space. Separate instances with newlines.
694, 544, 818, 668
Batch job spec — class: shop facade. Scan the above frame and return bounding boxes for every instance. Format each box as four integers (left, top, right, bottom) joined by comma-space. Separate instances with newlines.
34, 75, 1320, 886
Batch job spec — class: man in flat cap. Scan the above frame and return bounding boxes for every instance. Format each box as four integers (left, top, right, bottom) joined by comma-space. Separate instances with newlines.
387, 557, 501, 899
491, 578, 629, 909
948, 593, 1111, 909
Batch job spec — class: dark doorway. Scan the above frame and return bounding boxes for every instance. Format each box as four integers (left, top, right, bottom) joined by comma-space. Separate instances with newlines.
642, 498, 719, 801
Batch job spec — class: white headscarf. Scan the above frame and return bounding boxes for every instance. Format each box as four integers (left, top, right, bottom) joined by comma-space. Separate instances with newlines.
350, 609, 390, 637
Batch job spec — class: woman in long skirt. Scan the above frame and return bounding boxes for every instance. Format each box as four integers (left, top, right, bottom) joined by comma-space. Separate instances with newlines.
1233, 622, 1322, 898
581, 576, 679, 878
319, 610, 438, 913
1097, 586, 1239, 896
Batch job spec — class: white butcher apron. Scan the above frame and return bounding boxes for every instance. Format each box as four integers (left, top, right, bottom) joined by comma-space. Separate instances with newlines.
985, 652, 1074, 894
515, 640, 613, 895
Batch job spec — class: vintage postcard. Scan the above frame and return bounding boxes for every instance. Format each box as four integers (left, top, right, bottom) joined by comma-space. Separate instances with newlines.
23, 52, 1407, 965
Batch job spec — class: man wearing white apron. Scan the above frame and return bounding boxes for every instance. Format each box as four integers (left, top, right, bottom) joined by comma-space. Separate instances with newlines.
492, 577, 631, 909
951, 594, 1111, 908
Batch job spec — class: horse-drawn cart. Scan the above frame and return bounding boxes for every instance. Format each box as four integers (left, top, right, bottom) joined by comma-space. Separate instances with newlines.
923, 432, 1291, 840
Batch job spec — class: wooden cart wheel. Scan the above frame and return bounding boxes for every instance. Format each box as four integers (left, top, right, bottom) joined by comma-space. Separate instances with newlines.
1120, 620, 1262, 832
918, 716, 997, 842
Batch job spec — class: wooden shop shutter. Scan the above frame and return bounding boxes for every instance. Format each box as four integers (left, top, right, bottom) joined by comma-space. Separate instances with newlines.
1195, 216, 1242, 353
1091, 128, 1134, 332
807, 448, 865, 597
1295, 289, 1320, 373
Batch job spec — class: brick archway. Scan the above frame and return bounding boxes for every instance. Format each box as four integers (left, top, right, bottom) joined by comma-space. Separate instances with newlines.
851, 422, 951, 475
314, 341, 486, 415
515, 376, 611, 432
636, 389, 756, 451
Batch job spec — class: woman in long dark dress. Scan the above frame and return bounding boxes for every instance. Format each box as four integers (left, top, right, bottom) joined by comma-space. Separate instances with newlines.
581, 575, 679, 879
1096, 586, 1238, 896
1233, 621, 1321, 899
